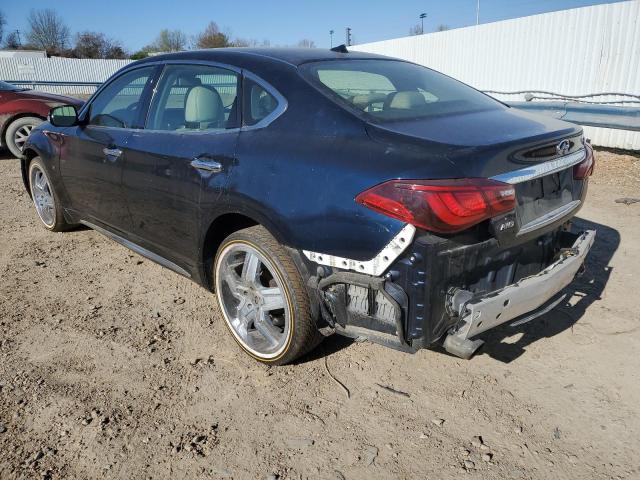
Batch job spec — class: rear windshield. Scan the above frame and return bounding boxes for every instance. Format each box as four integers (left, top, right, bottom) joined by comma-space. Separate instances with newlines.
299, 59, 502, 123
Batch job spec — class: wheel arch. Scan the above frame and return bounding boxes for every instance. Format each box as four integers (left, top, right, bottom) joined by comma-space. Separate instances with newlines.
20, 147, 40, 197
200, 209, 312, 292
201, 212, 260, 290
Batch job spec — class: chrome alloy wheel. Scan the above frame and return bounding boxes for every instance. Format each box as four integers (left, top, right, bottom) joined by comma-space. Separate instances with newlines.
13, 124, 34, 152
30, 165, 56, 228
215, 243, 291, 359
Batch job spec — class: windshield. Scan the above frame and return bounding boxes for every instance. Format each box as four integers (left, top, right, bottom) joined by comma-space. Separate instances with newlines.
0, 81, 27, 92
299, 59, 502, 123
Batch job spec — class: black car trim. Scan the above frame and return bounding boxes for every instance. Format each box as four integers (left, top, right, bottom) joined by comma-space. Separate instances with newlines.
80, 220, 191, 278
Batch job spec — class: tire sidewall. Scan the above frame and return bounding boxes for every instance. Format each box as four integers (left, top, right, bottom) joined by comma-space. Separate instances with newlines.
28, 157, 60, 231
214, 233, 305, 364
6, 117, 43, 158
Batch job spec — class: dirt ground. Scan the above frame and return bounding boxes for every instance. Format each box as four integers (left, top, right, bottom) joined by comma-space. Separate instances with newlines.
0, 149, 639, 480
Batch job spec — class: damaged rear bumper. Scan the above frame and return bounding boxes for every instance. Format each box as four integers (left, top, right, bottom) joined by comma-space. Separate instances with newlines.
308, 228, 595, 358
443, 230, 595, 358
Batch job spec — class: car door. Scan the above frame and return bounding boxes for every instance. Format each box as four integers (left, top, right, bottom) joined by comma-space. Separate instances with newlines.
60, 66, 158, 232
122, 63, 241, 269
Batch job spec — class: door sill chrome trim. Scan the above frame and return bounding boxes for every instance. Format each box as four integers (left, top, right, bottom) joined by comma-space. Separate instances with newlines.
80, 220, 191, 278
517, 200, 581, 236
490, 149, 586, 185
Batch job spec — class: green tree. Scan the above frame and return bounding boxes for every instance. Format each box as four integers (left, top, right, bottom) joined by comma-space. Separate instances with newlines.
196, 22, 229, 49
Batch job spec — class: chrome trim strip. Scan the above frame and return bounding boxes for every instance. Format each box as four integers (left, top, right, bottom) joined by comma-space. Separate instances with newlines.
80, 220, 191, 278
490, 149, 586, 185
303, 224, 416, 277
517, 199, 581, 236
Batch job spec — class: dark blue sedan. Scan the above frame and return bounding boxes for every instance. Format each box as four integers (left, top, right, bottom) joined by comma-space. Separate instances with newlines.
21, 47, 595, 363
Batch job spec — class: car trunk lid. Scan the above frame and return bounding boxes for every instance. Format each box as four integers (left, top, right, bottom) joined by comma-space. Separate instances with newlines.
365, 106, 586, 239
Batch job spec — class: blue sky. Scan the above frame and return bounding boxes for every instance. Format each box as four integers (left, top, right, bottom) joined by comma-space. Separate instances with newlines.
3, 0, 628, 51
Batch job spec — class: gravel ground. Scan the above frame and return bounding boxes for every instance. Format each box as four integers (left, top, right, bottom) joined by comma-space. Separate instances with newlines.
0, 149, 639, 480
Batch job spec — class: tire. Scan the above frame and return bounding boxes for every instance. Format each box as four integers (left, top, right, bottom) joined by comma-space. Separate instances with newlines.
5, 116, 43, 158
28, 157, 71, 232
214, 225, 321, 365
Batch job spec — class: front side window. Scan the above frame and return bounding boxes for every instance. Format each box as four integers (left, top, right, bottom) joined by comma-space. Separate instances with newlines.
243, 79, 278, 127
147, 64, 239, 131
300, 60, 502, 123
88, 67, 154, 128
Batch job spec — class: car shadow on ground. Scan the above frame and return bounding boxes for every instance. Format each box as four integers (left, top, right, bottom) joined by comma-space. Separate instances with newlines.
0, 151, 18, 161
476, 216, 619, 363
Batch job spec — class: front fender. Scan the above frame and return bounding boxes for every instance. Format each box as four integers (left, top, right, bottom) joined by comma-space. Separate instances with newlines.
21, 126, 64, 197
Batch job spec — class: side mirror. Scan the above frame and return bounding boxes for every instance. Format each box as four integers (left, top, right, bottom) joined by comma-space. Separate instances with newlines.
49, 105, 79, 127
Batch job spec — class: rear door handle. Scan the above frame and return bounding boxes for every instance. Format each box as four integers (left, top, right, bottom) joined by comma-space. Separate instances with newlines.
103, 147, 122, 159
191, 158, 222, 173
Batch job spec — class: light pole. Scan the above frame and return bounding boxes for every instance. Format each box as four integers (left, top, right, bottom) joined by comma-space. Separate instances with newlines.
476, 0, 480, 25
420, 13, 427, 34
330, 30, 334, 47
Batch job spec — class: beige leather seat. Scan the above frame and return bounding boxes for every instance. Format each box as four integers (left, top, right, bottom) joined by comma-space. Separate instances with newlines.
184, 86, 224, 130
387, 91, 428, 110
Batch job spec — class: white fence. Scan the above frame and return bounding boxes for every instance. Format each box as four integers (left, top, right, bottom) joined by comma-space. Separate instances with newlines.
0, 57, 133, 95
350, 1, 640, 150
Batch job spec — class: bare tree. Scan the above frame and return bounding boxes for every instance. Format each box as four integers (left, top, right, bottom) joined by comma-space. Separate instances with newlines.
73, 31, 126, 59
26, 9, 70, 53
436, 24, 450, 32
409, 24, 422, 36
147, 29, 187, 52
0, 10, 6, 45
296, 39, 316, 48
196, 22, 229, 49
3, 30, 21, 49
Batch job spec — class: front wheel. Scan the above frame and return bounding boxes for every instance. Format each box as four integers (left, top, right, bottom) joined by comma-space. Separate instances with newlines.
214, 225, 320, 365
28, 157, 71, 232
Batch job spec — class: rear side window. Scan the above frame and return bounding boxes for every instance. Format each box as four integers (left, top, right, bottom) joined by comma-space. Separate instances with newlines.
243, 79, 278, 127
299, 60, 501, 123
147, 64, 239, 131
89, 67, 155, 128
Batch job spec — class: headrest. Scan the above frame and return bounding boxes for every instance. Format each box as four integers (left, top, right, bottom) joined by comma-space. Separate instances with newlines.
389, 91, 427, 109
185, 86, 223, 124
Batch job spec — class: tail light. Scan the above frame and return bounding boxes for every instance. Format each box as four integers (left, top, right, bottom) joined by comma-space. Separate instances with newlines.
573, 144, 595, 179
355, 178, 516, 234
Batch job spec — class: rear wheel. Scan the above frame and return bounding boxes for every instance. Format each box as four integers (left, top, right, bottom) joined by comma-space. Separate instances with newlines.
214, 225, 320, 364
28, 157, 71, 232
5, 116, 43, 158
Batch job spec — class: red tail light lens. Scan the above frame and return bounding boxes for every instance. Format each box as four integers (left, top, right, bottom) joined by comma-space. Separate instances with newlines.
573, 145, 595, 179
355, 178, 516, 234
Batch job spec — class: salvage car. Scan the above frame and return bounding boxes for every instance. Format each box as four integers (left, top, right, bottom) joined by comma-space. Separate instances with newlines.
0, 81, 84, 158
21, 48, 595, 364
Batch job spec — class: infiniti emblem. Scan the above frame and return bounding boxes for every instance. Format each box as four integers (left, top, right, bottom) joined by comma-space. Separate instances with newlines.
556, 139, 571, 156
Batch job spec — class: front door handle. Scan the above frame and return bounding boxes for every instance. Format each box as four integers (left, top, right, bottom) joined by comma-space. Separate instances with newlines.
103, 147, 122, 159
191, 158, 222, 173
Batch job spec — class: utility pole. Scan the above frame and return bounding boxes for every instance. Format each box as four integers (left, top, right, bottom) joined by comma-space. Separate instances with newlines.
15, 29, 22, 47
345, 27, 352, 46
420, 13, 427, 34
330, 30, 334, 47
476, 0, 480, 25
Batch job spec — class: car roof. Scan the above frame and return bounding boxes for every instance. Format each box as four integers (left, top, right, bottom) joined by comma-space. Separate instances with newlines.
136, 47, 393, 68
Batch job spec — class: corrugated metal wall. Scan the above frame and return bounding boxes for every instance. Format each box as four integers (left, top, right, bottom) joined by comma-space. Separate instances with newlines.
0, 57, 133, 95
350, 1, 640, 150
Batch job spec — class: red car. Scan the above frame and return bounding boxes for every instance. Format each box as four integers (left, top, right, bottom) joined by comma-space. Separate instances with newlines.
0, 81, 84, 158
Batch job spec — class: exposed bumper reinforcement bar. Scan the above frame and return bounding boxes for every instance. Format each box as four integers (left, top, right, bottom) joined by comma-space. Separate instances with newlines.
443, 229, 596, 358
